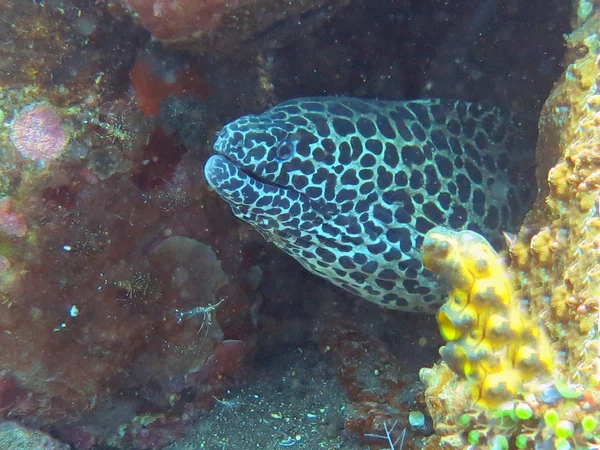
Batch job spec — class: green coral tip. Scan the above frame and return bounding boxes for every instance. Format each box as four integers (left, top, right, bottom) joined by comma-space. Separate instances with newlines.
514, 402, 534, 420
492, 435, 509, 450
554, 437, 572, 450
555, 378, 584, 399
544, 409, 560, 428
467, 430, 480, 445
459, 413, 471, 427
515, 434, 529, 449
491, 403, 517, 421
582, 415, 597, 433
555, 420, 575, 438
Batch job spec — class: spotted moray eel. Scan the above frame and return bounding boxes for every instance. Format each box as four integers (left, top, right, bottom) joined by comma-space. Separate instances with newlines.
204, 97, 535, 312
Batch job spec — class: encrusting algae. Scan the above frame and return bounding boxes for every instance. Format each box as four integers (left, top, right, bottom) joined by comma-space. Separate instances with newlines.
419, 2, 600, 449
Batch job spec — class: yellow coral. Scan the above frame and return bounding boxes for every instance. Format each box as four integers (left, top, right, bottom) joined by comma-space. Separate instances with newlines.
421, 226, 552, 409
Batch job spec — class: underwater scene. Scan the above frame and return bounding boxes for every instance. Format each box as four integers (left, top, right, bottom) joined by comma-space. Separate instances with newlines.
0, 0, 599, 449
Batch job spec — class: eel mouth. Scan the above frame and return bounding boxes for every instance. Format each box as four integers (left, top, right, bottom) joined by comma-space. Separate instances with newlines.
205, 143, 298, 195
204, 153, 251, 195
204, 155, 302, 217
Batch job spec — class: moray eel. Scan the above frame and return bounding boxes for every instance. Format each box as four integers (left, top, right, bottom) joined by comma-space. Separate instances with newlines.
204, 97, 535, 312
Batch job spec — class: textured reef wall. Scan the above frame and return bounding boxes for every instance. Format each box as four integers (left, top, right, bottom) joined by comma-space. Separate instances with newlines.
0, 1, 342, 448
421, 1, 600, 448
0, 0, 574, 448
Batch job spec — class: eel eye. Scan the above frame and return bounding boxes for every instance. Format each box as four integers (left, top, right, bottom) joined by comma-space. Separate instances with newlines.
275, 140, 296, 161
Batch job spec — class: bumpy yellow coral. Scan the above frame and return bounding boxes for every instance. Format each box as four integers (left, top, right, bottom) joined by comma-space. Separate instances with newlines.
421, 226, 552, 409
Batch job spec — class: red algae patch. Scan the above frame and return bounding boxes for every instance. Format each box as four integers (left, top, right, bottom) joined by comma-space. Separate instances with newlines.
130, 56, 211, 117
9, 103, 70, 162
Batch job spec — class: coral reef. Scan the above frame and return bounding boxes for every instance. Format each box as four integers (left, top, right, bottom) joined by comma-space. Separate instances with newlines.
0, 0, 574, 448
420, 228, 555, 448
422, 227, 552, 409
420, 2, 600, 448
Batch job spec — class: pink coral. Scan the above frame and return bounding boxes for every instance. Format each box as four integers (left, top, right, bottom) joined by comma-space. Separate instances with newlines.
0, 197, 27, 237
9, 103, 70, 161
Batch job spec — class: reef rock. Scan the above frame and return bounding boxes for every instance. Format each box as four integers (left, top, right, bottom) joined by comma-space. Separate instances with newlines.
119, 0, 357, 52
511, 2, 600, 396
0, 421, 69, 450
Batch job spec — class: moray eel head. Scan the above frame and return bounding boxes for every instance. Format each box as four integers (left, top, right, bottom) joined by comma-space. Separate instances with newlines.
205, 97, 535, 312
